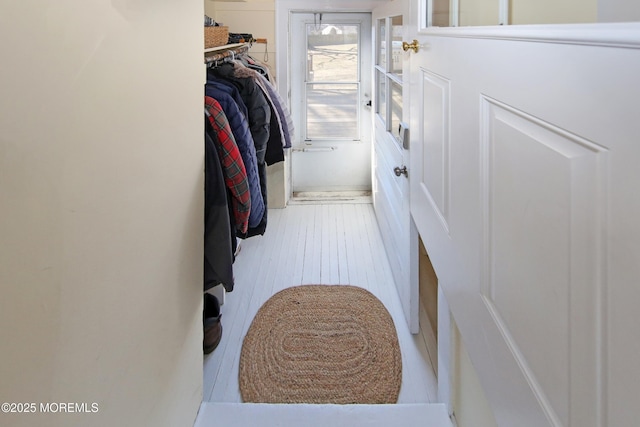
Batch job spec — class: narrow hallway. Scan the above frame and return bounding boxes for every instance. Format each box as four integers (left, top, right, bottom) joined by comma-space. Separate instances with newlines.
203, 203, 437, 404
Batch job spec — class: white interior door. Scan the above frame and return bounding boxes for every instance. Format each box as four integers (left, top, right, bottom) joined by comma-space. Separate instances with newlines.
409, 23, 640, 427
290, 12, 372, 194
372, 0, 418, 333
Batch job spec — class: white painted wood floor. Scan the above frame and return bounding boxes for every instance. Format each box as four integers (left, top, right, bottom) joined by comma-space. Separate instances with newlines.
203, 203, 438, 405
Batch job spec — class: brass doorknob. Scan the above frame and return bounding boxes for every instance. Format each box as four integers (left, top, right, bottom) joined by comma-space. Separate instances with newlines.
402, 40, 419, 53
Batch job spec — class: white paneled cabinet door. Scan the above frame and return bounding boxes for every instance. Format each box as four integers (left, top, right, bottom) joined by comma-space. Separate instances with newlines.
409, 23, 640, 427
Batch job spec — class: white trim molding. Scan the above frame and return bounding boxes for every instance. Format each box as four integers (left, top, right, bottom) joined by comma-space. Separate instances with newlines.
417, 22, 640, 49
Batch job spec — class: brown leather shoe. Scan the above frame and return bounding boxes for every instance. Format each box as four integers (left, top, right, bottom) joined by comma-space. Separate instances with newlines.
204, 317, 222, 354
204, 294, 222, 354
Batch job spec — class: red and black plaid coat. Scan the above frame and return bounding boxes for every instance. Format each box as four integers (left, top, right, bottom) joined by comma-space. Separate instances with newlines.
205, 95, 250, 234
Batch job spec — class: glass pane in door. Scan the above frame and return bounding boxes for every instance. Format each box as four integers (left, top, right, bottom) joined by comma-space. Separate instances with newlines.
459, 0, 500, 26
432, 0, 451, 26
376, 70, 387, 124
377, 18, 387, 68
390, 80, 402, 142
391, 16, 404, 77
305, 23, 360, 140
306, 24, 359, 82
306, 83, 359, 139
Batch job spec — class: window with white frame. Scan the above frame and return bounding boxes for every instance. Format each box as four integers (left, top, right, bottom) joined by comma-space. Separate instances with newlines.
375, 15, 404, 145
419, 0, 597, 29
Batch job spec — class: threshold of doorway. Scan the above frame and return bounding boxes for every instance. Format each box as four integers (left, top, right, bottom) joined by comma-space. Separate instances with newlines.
289, 190, 372, 205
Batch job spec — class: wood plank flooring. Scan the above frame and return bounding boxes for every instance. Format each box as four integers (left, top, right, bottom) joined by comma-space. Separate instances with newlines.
203, 203, 437, 404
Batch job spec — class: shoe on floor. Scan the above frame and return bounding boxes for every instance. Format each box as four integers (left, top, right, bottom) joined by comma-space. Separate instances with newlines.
204, 293, 222, 354
204, 293, 221, 320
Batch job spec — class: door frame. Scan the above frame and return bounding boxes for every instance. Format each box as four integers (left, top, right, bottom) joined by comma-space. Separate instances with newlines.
289, 11, 373, 194
275, 0, 389, 202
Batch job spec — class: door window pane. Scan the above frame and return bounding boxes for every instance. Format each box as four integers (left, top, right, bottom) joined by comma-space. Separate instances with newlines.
458, 0, 500, 26
432, 0, 451, 26
376, 70, 387, 122
306, 83, 359, 140
377, 18, 386, 68
391, 16, 404, 77
376, 14, 403, 147
510, 0, 596, 24
390, 80, 402, 141
307, 24, 359, 82
420, 0, 598, 28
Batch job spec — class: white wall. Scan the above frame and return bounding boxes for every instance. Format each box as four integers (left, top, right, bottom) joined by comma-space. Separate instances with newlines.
0, 2, 204, 427
599, 0, 640, 22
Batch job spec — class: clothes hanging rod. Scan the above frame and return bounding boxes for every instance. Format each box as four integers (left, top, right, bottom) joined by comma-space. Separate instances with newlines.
204, 42, 251, 65
204, 43, 246, 54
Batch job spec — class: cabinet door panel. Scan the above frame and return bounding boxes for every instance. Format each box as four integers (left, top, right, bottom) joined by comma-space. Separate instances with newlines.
409, 25, 640, 427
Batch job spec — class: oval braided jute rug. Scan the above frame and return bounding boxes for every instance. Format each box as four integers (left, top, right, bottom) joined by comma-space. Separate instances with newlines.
238, 285, 402, 404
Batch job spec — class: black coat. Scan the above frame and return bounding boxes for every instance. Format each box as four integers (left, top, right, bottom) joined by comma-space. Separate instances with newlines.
204, 119, 235, 292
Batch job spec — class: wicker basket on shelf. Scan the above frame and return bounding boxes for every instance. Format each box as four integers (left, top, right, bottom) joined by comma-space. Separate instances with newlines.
204, 26, 229, 49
